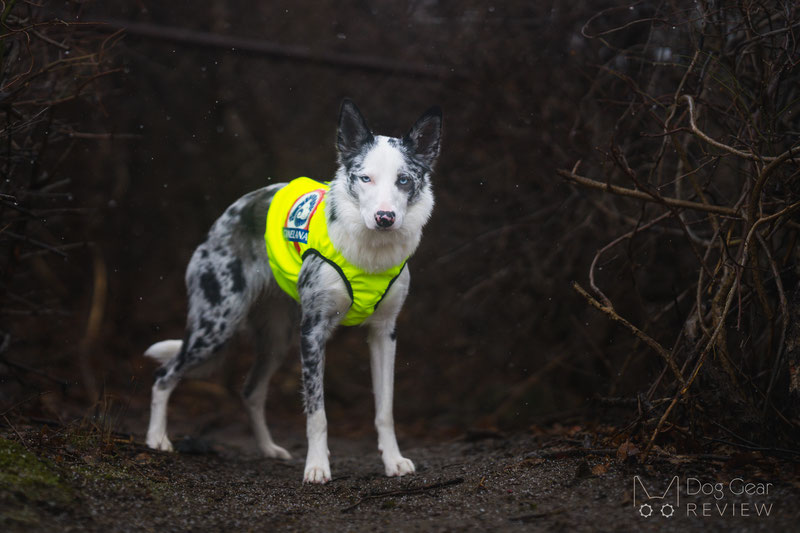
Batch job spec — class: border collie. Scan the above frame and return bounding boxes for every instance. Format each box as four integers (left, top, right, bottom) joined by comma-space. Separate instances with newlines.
144, 99, 442, 483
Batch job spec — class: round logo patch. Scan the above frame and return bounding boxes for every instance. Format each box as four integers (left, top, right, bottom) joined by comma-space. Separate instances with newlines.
283, 190, 324, 244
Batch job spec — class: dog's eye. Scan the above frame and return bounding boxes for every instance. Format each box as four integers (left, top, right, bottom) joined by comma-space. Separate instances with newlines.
397, 176, 409, 186
359, 175, 371, 183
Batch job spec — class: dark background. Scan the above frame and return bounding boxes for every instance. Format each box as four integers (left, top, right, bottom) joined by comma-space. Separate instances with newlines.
3, 1, 798, 447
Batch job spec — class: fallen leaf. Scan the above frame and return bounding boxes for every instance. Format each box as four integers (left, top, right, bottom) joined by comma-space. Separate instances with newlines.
616, 440, 640, 462
134, 452, 152, 464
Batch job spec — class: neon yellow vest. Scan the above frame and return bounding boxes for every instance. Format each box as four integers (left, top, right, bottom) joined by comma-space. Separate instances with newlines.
265, 177, 406, 326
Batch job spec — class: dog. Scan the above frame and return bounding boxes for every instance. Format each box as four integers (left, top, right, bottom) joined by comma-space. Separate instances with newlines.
144, 99, 442, 484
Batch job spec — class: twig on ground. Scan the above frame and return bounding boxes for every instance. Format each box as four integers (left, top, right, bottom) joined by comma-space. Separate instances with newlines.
525, 448, 616, 459
340, 477, 464, 513
3, 415, 31, 452
508, 508, 567, 522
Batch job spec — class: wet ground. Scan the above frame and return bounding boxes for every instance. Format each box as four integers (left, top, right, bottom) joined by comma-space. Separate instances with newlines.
2, 413, 799, 532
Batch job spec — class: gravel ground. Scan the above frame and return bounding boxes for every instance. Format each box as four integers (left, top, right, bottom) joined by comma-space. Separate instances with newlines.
2, 420, 798, 532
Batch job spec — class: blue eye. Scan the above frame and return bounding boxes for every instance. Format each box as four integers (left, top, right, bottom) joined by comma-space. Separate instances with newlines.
397, 176, 409, 185
359, 175, 371, 183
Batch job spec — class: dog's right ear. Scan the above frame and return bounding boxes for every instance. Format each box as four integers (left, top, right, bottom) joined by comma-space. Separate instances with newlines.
403, 105, 442, 170
337, 98, 374, 165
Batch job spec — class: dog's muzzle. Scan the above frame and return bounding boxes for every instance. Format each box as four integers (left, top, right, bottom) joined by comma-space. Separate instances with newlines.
375, 211, 396, 229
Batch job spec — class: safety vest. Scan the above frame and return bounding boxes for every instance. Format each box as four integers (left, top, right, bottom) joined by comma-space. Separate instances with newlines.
265, 177, 406, 326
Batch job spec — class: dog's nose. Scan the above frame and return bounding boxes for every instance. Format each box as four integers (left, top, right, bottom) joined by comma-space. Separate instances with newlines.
375, 211, 396, 228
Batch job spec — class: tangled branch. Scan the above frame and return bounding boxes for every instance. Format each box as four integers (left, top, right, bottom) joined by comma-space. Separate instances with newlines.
561, 0, 800, 454
0, 1, 118, 396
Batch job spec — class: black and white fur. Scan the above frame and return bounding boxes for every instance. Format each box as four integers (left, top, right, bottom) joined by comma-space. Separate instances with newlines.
144, 99, 442, 484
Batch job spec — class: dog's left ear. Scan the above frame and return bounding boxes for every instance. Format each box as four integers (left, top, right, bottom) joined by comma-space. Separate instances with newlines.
337, 98, 374, 165
403, 105, 442, 169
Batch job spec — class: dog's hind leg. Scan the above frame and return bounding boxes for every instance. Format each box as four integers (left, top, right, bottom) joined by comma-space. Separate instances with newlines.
146, 316, 240, 451
144, 340, 189, 451
146, 240, 257, 451
146, 365, 179, 451
242, 295, 297, 460
146, 310, 243, 450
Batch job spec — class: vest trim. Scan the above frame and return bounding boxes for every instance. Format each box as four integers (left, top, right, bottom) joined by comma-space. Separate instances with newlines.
373, 262, 407, 313
301, 248, 355, 305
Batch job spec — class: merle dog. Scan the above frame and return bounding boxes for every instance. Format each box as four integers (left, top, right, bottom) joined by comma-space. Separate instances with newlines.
145, 99, 442, 483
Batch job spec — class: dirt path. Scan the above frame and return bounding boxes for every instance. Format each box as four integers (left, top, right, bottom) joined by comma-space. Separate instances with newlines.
2, 421, 798, 532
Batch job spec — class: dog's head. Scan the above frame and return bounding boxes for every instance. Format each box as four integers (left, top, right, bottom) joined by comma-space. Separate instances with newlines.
333, 99, 442, 233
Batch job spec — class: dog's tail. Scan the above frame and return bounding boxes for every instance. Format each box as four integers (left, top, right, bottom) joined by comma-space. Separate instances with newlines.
144, 339, 183, 364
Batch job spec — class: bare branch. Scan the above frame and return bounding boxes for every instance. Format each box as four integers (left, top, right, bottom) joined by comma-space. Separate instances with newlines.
573, 282, 685, 386
557, 169, 740, 216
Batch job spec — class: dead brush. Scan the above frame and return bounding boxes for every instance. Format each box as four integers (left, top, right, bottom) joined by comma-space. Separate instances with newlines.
560, 1, 800, 455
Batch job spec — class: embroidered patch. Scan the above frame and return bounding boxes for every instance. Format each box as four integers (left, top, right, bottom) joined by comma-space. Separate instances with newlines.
284, 189, 325, 244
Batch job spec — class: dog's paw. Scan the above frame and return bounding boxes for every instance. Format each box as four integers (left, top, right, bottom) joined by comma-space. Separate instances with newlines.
303, 464, 331, 484
146, 433, 173, 452
384, 455, 415, 477
262, 443, 292, 460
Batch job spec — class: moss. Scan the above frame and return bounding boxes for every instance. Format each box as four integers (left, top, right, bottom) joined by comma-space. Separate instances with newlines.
66, 431, 103, 452
0, 437, 63, 492
0, 437, 73, 527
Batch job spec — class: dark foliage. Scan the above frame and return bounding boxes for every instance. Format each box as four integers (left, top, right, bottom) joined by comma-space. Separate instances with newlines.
0, 0, 798, 457
0, 1, 119, 404
562, 0, 800, 452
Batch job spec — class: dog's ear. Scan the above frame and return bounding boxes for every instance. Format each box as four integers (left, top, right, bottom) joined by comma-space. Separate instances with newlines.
337, 98, 374, 164
403, 105, 442, 169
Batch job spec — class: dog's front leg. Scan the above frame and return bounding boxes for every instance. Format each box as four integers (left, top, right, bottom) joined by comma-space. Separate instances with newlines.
368, 321, 415, 477
299, 309, 335, 484
297, 258, 349, 484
